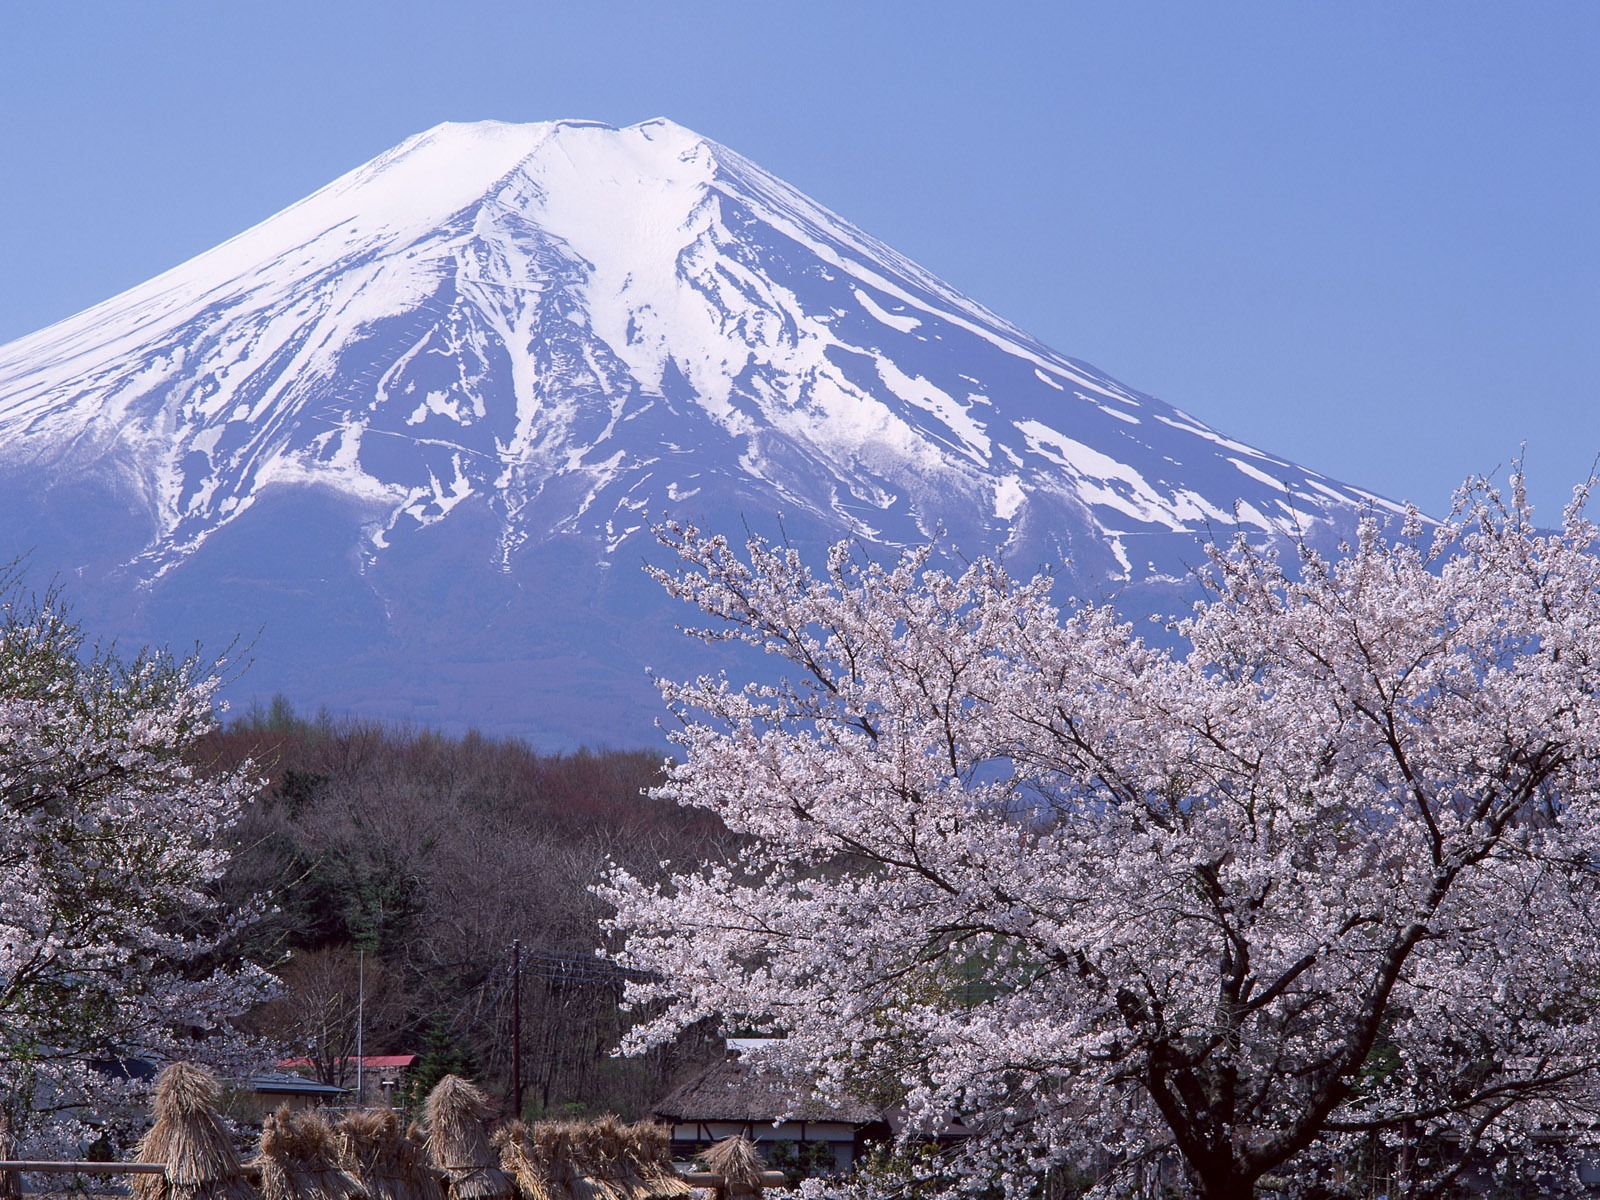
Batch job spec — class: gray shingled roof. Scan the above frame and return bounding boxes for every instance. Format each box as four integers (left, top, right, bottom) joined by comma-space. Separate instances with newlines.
652, 1057, 878, 1124
247, 1071, 350, 1096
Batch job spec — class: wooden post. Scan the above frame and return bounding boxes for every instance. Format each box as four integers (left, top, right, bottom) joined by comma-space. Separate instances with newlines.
511, 939, 523, 1119
0, 1163, 168, 1175
0, 1111, 18, 1200
677, 1172, 785, 1189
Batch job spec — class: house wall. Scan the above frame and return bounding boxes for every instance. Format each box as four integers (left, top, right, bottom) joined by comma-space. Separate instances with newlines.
668, 1120, 860, 1172
224, 1090, 341, 1124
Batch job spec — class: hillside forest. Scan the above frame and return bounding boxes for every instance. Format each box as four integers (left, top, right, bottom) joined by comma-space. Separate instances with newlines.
200, 700, 731, 1120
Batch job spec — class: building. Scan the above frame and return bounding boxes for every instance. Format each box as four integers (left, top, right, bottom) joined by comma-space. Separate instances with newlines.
276, 1054, 418, 1107
652, 1049, 879, 1174
229, 1072, 350, 1123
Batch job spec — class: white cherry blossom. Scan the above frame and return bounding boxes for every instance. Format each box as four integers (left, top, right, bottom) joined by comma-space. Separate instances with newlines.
604, 472, 1600, 1198
0, 572, 270, 1152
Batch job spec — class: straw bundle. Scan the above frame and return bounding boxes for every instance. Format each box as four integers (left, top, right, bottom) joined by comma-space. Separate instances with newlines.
491, 1122, 551, 1200
568, 1118, 632, 1200
253, 1107, 367, 1200
581, 1120, 689, 1200
522, 1122, 588, 1200
422, 1078, 515, 1200
700, 1138, 763, 1199
133, 1062, 258, 1200
336, 1109, 444, 1200
512, 1120, 688, 1200
617, 1122, 691, 1200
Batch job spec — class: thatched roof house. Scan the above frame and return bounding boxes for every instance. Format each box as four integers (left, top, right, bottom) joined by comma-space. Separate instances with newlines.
652, 1056, 877, 1173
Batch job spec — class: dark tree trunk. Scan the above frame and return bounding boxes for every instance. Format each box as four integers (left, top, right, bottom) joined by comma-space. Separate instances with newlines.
1193, 1168, 1256, 1200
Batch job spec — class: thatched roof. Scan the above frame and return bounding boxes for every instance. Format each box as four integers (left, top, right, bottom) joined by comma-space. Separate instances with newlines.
253, 1107, 367, 1200
422, 1077, 515, 1200
133, 1063, 259, 1200
652, 1058, 875, 1125
336, 1109, 445, 1200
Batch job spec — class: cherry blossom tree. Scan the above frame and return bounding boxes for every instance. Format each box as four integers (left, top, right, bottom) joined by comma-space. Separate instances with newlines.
603, 474, 1600, 1199
0, 570, 270, 1151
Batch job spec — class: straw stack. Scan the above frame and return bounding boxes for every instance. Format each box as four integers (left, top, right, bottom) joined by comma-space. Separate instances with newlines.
584, 1120, 691, 1200
133, 1062, 258, 1200
617, 1122, 691, 1200
491, 1122, 550, 1200
336, 1110, 445, 1200
253, 1107, 367, 1200
525, 1122, 589, 1200
700, 1138, 763, 1200
563, 1119, 630, 1200
422, 1078, 515, 1200
503, 1121, 690, 1200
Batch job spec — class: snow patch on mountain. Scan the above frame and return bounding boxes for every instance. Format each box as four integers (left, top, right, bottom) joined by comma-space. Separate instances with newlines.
0, 117, 1408, 741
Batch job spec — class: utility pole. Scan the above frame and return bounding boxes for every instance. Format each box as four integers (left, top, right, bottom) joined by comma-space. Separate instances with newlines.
356, 947, 365, 1103
511, 939, 523, 1119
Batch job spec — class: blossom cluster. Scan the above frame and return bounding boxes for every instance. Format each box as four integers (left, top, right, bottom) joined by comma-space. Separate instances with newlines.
604, 474, 1600, 1198
0, 574, 271, 1152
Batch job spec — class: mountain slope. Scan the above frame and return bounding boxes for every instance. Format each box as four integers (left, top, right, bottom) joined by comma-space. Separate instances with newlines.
0, 119, 1402, 744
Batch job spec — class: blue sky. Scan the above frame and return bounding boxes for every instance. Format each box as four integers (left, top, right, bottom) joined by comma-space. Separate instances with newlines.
2, 1, 1594, 519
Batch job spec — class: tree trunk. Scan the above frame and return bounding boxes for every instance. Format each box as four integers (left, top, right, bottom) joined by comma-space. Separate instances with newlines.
1191, 1160, 1255, 1200
0, 1109, 21, 1200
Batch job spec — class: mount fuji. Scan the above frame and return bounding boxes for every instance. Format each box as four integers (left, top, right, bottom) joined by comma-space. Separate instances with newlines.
0, 118, 1402, 745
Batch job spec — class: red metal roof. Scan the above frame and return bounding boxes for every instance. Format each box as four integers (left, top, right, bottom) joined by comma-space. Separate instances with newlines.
277, 1054, 418, 1070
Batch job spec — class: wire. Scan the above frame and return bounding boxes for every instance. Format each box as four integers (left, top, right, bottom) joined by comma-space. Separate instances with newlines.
503, 944, 654, 984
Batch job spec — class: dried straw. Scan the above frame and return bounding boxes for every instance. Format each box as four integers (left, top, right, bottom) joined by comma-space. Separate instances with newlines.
526, 1123, 581, 1200
422, 1078, 515, 1200
700, 1138, 763, 1199
133, 1062, 259, 1200
253, 1107, 367, 1200
336, 1110, 444, 1200
512, 1120, 688, 1200
618, 1122, 690, 1200
491, 1122, 551, 1200
571, 1118, 629, 1200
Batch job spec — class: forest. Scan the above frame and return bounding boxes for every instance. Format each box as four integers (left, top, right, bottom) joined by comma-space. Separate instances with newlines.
200, 700, 732, 1120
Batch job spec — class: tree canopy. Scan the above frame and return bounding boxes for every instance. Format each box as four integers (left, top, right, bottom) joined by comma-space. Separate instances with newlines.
208, 708, 732, 1122
604, 475, 1600, 1198
0, 571, 269, 1149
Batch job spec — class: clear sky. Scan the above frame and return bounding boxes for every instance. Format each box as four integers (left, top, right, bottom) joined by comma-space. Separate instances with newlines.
2, 1, 1595, 520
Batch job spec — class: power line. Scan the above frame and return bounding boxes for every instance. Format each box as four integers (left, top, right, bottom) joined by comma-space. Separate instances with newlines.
503, 944, 654, 985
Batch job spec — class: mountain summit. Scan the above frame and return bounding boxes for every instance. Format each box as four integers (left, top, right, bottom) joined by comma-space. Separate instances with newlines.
0, 119, 1399, 743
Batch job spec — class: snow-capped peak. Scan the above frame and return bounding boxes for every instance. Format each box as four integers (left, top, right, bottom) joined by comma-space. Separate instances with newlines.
0, 119, 1401, 740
